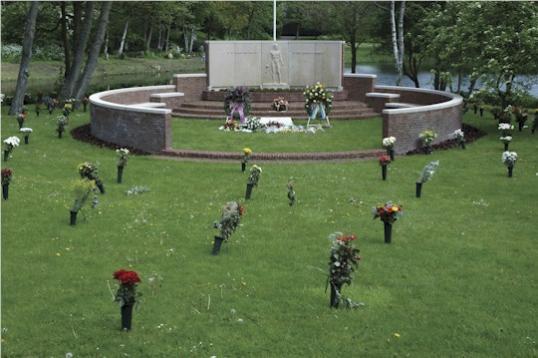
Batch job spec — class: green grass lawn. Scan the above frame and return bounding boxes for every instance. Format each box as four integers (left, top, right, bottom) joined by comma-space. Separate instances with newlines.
171, 118, 382, 152
1, 107, 538, 356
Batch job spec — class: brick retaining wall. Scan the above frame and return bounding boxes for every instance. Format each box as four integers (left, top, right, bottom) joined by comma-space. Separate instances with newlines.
173, 74, 207, 102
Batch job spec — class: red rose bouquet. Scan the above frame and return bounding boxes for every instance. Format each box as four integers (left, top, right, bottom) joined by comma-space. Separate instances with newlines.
113, 269, 141, 305
327, 232, 361, 308
2, 168, 13, 186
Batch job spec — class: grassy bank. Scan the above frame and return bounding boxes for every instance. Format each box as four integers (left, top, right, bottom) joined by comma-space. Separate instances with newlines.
1, 106, 537, 356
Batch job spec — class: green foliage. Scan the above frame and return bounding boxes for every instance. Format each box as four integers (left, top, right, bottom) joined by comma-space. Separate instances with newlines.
71, 179, 96, 212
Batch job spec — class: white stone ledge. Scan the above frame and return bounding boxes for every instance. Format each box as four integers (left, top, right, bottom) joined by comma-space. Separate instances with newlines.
150, 92, 185, 98
173, 73, 207, 78
377, 85, 463, 115
366, 92, 400, 99
128, 102, 167, 108
89, 85, 174, 114
344, 73, 377, 79
385, 102, 416, 108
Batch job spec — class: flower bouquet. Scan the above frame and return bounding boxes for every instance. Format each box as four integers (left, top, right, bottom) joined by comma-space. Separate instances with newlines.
373, 202, 403, 243
3, 136, 20, 162
57, 116, 68, 138
20, 127, 33, 144
241, 147, 252, 172
304, 82, 333, 118
70, 179, 98, 225
419, 130, 438, 154
287, 178, 296, 206
224, 87, 251, 125
382, 136, 396, 160
416, 160, 440, 198
2, 168, 13, 200
113, 269, 141, 331
245, 164, 262, 200
116, 148, 129, 183
64, 98, 75, 116
271, 96, 289, 112
378, 155, 391, 181
212, 201, 244, 255
327, 232, 360, 308
78, 162, 105, 194
453, 129, 465, 149
502, 151, 518, 178
223, 118, 240, 131
498, 123, 514, 151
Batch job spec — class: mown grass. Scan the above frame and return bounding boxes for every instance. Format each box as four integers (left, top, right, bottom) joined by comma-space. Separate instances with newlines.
1, 107, 537, 356
171, 117, 382, 152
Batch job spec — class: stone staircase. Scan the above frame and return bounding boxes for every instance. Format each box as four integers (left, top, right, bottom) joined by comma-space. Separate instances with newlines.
172, 100, 378, 119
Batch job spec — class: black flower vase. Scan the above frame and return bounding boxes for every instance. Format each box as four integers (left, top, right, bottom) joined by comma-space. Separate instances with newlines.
3, 150, 9, 162
381, 165, 387, 181
504, 142, 509, 151
212, 236, 224, 255
424, 146, 432, 155
58, 131, 63, 139
17, 122, 23, 130
121, 303, 134, 331
388, 149, 395, 161
69, 210, 78, 225
383, 221, 393, 244
96, 180, 105, 194
24, 136, 29, 144
518, 122, 523, 132
479, 108, 484, 117
508, 165, 513, 178
241, 162, 246, 172
329, 282, 342, 308
473, 105, 477, 114
245, 183, 254, 200
2, 184, 9, 200
416, 182, 423, 198
460, 141, 466, 149
117, 166, 124, 183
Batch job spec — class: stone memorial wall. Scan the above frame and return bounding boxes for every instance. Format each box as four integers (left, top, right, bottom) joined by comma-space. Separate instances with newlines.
206, 41, 343, 89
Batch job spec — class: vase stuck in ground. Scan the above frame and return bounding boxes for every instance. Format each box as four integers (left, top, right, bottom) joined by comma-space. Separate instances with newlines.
121, 303, 134, 331
329, 282, 342, 308
381, 165, 387, 181
245, 183, 254, 200
2, 184, 9, 200
212, 236, 225, 255
117, 166, 124, 183
69, 210, 78, 225
416, 182, 423, 198
384, 221, 393, 244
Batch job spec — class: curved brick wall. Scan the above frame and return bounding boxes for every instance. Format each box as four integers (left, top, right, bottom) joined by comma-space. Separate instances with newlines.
377, 86, 463, 154
89, 85, 175, 153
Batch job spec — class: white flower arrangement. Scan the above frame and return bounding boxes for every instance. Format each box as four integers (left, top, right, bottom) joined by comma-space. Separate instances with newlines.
417, 160, 440, 184
498, 123, 514, 131
453, 129, 464, 140
499, 136, 512, 143
382, 136, 396, 148
4, 136, 20, 148
502, 151, 518, 167
20, 127, 33, 134
116, 148, 130, 167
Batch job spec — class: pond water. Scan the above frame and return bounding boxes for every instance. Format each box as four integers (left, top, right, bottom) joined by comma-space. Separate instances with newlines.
347, 63, 538, 97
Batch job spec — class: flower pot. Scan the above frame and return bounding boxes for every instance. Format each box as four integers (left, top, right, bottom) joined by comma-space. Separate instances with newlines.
58, 131, 63, 139
381, 165, 387, 181
245, 183, 254, 200
508, 166, 513, 178
384, 221, 393, 244
329, 282, 342, 308
121, 303, 134, 331
69, 210, 78, 225
24, 136, 29, 144
212, 236, 224, 255
424, 146, 432, 155
518, 122, 523, 132
387, 148, 395, 161
2, 184, 9, 200
460, 141, 466, 149
3, 150, 9, 162
241, 162, 246, 173
96, 181, 105, 194
504, 142, 509, 151
416, 182, 423, 198
117, 166, 124, 183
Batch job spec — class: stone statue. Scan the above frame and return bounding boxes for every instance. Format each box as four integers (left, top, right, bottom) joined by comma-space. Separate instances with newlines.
270, 43, 284, 84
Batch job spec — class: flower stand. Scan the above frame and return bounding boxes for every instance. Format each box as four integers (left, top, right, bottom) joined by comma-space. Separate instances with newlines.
384, 222, 393, 244
69, 210, 78, 225
117, 166, 124, 183
508, 165, 513, 178
121, 303, 134, 331
381, 165, 387, 181
2, 184, 9, 200
245, 183, 254, 200
387, 148, 395, 161
416, 182, 423, 198
212, 236, 225, 255
241, 162, 246, 173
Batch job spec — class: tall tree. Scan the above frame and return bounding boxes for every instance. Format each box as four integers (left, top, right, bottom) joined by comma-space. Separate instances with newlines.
390, 1, 405, 85
60, 1, 94, 100
9, 1, 40, 115
73, 2, 112, 101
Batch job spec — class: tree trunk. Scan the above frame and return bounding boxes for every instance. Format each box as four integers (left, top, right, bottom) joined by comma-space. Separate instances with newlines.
60, 2, 72, 79
60, 1, 94, 100
72, 2, 82, 57
183, 26, 189, 53
189, 27, 196, 53
118, 20, 129, 56
350, 37, 357, 74
145, 25, 153, 53
74, 2, 112, 101
104, 31, 109, 60
398, 0, 405, 82
9, 1, 40, 115
390, 1, 405, 86
164, 23, 171, 52
157, 24, 162, 51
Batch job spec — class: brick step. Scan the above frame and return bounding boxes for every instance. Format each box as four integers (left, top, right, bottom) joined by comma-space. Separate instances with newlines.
181, 100, 370, 110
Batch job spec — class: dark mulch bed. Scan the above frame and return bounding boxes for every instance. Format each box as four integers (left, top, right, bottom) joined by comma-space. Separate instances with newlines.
70, 124, 150, 155
406, 123, 486, 155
